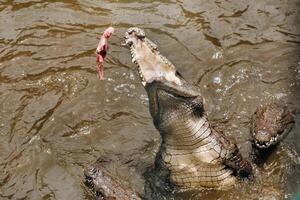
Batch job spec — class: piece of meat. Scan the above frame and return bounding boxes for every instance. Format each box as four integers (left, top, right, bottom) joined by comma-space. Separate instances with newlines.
96, 27, 114, 80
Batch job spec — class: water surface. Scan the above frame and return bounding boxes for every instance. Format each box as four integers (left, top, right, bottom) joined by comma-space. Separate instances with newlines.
0, 0, 300, 199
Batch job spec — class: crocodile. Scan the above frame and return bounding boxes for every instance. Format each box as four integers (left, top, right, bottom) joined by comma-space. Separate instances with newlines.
251, 102, 294, 149
84, 161, 141, 200
124, 27, 253, 190
251, 102, 295, 164
123, 27, 295, 190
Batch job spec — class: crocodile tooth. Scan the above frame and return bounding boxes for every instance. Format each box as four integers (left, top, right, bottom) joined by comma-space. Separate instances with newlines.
137, 67, 145, 81
160, 55, 166, 63
145, 38, 157, 50
255, 141, 258, 146
160, 55, 171, 66
127, 28, 134, 34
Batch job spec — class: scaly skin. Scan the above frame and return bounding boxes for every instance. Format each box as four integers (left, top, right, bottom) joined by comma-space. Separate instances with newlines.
84, 162, 141, 200
124, 27, 252, 189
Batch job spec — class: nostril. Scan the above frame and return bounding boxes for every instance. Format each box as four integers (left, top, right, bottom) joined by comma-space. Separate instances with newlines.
137, 32, 145, 38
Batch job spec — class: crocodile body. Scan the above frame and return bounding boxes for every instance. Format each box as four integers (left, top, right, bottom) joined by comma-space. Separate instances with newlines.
150, 88, 252, 189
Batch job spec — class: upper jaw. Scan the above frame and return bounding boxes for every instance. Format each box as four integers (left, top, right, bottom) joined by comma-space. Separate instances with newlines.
253, 130, 274, 149
124, 27, 183, 86
253, 134, 278, 149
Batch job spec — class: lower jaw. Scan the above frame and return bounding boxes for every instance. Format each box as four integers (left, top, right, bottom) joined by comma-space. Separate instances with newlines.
255, 142, 272, 149
254, 140, 277, 149
253, 134, 282, 149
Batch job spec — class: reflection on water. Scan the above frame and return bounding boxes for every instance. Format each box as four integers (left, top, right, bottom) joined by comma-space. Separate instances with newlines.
0, 0, 300, 199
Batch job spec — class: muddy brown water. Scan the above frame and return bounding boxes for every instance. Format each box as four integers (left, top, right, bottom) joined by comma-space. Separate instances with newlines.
1, 0, 300, 199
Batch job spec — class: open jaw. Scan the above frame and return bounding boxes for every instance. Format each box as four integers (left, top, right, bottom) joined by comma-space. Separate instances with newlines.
253, 130, 283, 149
124, 27, 200, 120
251, 103, 295, 149
124, 27, 183, 86
253, 124, 293, 149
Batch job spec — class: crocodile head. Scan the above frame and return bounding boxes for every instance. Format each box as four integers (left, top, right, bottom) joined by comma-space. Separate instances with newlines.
252, 103, 294, 149
124, 27, 201, 121
124, 27, 183, 86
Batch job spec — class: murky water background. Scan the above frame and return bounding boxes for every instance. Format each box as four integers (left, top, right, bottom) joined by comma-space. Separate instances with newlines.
0, 0, 300, 199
